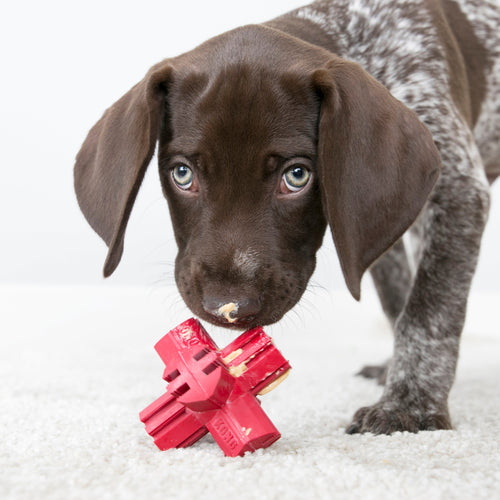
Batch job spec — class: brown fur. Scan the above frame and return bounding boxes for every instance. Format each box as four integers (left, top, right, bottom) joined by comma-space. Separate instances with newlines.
75, 26, 439, 321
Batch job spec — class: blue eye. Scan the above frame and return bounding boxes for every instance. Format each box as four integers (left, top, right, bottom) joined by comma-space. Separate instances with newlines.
283, 165, 311, 192
171, 164, 194, 190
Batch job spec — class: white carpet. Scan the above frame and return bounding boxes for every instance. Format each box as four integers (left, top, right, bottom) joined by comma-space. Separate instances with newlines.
1, 284, 499, 500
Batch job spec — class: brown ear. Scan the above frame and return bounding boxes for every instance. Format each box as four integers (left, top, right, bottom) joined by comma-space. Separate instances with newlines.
314, 59, 441, 300
74, 62, 172, 277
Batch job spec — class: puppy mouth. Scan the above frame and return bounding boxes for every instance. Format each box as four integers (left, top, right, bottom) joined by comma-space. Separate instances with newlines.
197, 297, 263, 329
202, 305, 260, 330
208, 317, 256, 329
176, 271, 302, 329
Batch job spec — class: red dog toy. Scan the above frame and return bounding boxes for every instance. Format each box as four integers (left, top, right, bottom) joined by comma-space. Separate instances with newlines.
139, 319, 291, 457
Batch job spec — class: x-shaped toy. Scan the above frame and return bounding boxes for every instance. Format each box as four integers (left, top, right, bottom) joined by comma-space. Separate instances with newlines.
140, 319, 291, 456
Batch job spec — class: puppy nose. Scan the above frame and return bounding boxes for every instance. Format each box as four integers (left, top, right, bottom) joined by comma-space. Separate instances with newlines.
202, 296, 262, 324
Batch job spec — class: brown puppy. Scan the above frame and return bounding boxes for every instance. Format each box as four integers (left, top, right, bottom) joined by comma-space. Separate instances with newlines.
75, 0, 500, 435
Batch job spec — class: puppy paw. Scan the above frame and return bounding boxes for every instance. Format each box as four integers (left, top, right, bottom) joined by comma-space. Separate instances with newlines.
357, 360, 391, 385
346, 402, 452, 435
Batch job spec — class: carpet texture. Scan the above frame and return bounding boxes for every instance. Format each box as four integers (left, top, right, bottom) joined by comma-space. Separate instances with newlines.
1, 285, 499, 499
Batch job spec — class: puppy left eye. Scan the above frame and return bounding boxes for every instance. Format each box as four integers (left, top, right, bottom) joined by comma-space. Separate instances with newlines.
171, 164, 194, 190
281, 165, 311, 193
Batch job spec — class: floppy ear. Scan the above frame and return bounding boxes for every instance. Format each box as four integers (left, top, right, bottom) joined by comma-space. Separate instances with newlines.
314, 59, 441, 300
74, 61, 173, 277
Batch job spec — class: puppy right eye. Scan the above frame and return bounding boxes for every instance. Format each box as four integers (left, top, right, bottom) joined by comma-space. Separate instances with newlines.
171, 164, 194, 190
282, 165, 311, 192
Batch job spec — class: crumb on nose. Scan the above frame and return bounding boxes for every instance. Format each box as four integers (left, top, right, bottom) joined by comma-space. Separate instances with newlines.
217, 302, 239, 323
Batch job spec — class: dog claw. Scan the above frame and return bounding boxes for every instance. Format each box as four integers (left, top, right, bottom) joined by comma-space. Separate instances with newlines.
345, 422, 361, 435
346, 402, 452, 435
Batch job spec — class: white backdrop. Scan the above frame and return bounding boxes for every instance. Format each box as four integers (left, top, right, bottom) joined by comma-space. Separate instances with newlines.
1, 0, 499, 294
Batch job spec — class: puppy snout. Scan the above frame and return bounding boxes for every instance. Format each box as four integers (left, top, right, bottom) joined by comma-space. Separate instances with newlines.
202, 296, 262, 325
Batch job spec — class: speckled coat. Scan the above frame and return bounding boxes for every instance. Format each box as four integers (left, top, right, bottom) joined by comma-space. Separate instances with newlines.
266, 0, 499, 433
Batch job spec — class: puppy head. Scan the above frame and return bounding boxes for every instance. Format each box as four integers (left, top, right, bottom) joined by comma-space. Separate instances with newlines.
160, 56, 327, 327
75, 25, 440, 328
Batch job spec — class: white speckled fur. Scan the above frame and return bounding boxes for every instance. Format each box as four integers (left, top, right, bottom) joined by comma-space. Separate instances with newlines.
455, 0, 500, 174
287, 0, 500, 433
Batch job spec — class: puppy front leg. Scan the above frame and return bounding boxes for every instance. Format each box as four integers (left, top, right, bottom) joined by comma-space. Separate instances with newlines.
370, 238, 413, 327
348, 168, 490, 434
358, 240, 413, 384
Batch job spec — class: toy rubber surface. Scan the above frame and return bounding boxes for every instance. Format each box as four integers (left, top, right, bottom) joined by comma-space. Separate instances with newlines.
139, 318, 291, 457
